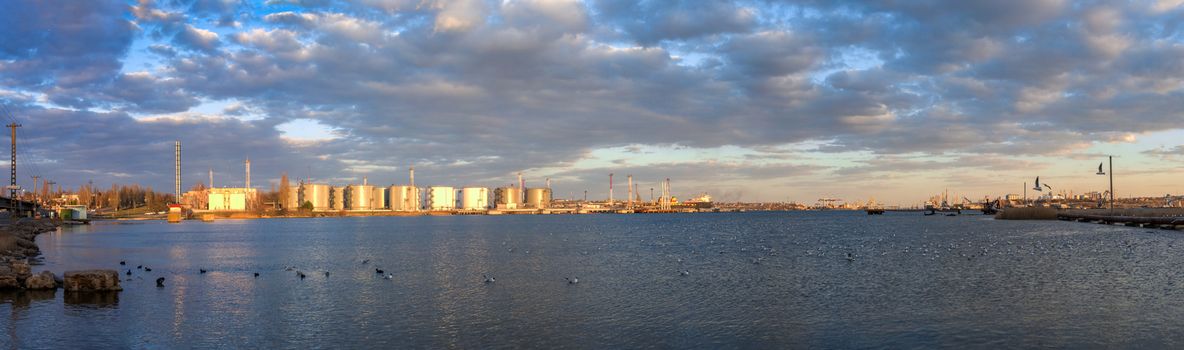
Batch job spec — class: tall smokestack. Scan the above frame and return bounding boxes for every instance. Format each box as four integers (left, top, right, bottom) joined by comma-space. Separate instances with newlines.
518, 172, 524, 203
609, 173, 614, 205
546, 177, 551, 189
627, 175, 633, 209
174, 141, 181, 201
209, 169, 213, 189
245, 158, 251, 189
363, 176, 367, 186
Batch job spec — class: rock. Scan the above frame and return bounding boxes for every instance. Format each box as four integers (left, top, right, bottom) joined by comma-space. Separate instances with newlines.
11, 260, 31, 280
0, 274, 17, 289
25, 271, 56, 290
63, 270, 123, 292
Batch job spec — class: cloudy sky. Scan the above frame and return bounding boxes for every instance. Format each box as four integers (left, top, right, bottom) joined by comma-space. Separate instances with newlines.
2, 0, 1183, 205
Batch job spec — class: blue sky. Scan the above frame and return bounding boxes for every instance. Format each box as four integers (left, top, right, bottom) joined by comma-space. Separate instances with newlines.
1, 0, 1183, 204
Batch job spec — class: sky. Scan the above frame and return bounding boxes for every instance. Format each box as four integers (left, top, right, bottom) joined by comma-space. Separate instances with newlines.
1, 0, 1183, 205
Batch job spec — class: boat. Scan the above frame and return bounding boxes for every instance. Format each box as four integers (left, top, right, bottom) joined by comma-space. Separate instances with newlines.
675, 194, 714, 209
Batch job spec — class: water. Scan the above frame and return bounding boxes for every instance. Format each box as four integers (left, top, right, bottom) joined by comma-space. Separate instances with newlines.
3, 212, 1183, 348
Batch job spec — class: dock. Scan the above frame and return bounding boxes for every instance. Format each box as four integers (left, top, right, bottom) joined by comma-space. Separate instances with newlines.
1057, 212, 1184, 230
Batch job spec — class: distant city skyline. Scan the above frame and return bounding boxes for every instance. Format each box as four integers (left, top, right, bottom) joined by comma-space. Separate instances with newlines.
1, 0, 1182, 205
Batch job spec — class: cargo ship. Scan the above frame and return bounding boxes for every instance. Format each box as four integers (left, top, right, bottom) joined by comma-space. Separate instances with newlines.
675, 194, 714, 209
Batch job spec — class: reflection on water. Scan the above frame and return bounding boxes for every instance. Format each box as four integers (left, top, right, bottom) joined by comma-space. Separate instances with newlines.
3, 213, 1184, 348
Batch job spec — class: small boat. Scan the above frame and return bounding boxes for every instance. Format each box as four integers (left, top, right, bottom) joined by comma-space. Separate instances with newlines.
866, 209, 885, 215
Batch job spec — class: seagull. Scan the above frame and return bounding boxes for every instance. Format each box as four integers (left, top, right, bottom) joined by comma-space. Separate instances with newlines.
297, 271, 306, 279
566, 277, 579, 284
1097, 162, 1105, 175
119, 260, 126, 266
126, 269, 132, 276
384, 273, 394, 280
679, 270, 690, 276
137, 265, 143, 270
254, 272, 260, 278
156, 277, 166, 287
144, 267, 152, 272
1033, 177, 1043, 191
324, 271, 330, 277
199, 269, 207, 274
847, 253, 855, 262
1043, 183, 1053, 190
376, 268, 385, 274
483, 274, 495, 283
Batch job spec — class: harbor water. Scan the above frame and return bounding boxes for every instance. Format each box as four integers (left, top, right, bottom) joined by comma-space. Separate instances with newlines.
4, 212, 1184, 348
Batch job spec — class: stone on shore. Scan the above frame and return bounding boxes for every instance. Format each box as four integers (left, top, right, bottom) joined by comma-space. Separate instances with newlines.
63, 270, 123, 292
25, 271, 57, 290
11, 260, 31, 280
0, 273, 17, 289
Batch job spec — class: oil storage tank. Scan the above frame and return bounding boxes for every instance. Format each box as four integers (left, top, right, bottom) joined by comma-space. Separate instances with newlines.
346, 185, 374, 210
525, 188, 552, 209
427, 186, 456, 210
372, 186, 388, 210
459, 187, 489, 210
494, 187, 522, 209
331, 186, 346, 210
389, 185, 420, 211
301, 184, 331, 211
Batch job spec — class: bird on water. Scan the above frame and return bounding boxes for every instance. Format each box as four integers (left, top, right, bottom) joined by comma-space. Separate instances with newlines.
126, 270, 132, 276
144, 267, 152, 272
566, 277, 579, 284
376, 268, 385, 274
384, 273, 394, 280
483, 274, 496, 283
254, 272, 260, 278
119, 261, 126, 266
156, 277, 165, 287
199, 269, 207, 274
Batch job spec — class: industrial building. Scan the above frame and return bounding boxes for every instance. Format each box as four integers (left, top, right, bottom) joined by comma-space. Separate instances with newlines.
208, 188, 256, 211
526, 188, 551, 209
331, 186, 345, 210
389, 185, 420, 211
494, 187, 522, 209
460, 187, 489, 210
346, 185, 374, 210
427, 186, 455, 210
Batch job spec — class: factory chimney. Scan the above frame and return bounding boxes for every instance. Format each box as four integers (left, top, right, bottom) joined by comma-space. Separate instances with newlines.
608, 173, 614, 205
518, 172, 524, 203
209, 169, 213, 189
627, 175, 633, 209
245, 158, 251, 189
174, 141, 181, 201
546, 177, 551, 189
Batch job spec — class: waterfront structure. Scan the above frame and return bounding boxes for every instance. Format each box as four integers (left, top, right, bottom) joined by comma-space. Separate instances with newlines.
427, 186, 456, 210
300, 184, 331, 210
372, 186, 387, 210
208, 188, 256, 211
331, 186, 345, 210
494, 187, 522, 209
460, 187, 489, 210
526, 188, 551, 209
389, 185, 420, 211
346, 185, 374, 210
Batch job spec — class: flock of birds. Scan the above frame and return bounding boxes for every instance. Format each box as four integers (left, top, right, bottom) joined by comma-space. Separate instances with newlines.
116, 257, 583, 288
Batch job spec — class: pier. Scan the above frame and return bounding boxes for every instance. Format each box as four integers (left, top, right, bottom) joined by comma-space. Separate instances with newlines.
1056, 212, 1184, 230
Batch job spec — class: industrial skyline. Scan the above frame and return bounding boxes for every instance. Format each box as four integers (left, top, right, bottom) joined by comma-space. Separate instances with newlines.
1, 1, 1183, 205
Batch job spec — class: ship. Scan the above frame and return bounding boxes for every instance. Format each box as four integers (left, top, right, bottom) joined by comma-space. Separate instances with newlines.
675, 194, 714, 209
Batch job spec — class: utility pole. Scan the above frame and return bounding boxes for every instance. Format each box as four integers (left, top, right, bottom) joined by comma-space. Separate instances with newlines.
8, 123, 20, 213
31, 175, 38, 205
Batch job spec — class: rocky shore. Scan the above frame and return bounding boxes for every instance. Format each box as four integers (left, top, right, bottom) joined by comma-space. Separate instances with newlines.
0, 219, 122, 292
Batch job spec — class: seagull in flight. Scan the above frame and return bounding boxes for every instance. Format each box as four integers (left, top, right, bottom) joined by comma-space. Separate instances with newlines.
1033, 177, 1043, 191
1097, 162, 1105, 175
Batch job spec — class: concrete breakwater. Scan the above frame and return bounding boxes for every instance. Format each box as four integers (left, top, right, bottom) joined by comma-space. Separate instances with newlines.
0, 219, 122, 292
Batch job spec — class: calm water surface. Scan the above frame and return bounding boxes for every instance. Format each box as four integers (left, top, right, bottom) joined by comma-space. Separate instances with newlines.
3, 212, 1183, 348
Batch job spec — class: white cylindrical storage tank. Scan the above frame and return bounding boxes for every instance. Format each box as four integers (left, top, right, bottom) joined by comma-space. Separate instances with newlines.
494, 187, 522, 209
372, 186, 387, 210
302, 184, 331, 210
526, 188, 552, 209
427, 186, 456, 210
389, 186, 420, 211
459, 187, 489, 210
331, 186, 345, 210
347, 185, 374, 210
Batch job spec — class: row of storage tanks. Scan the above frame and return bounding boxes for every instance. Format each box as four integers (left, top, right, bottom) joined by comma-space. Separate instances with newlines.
290, 184, 551, 211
